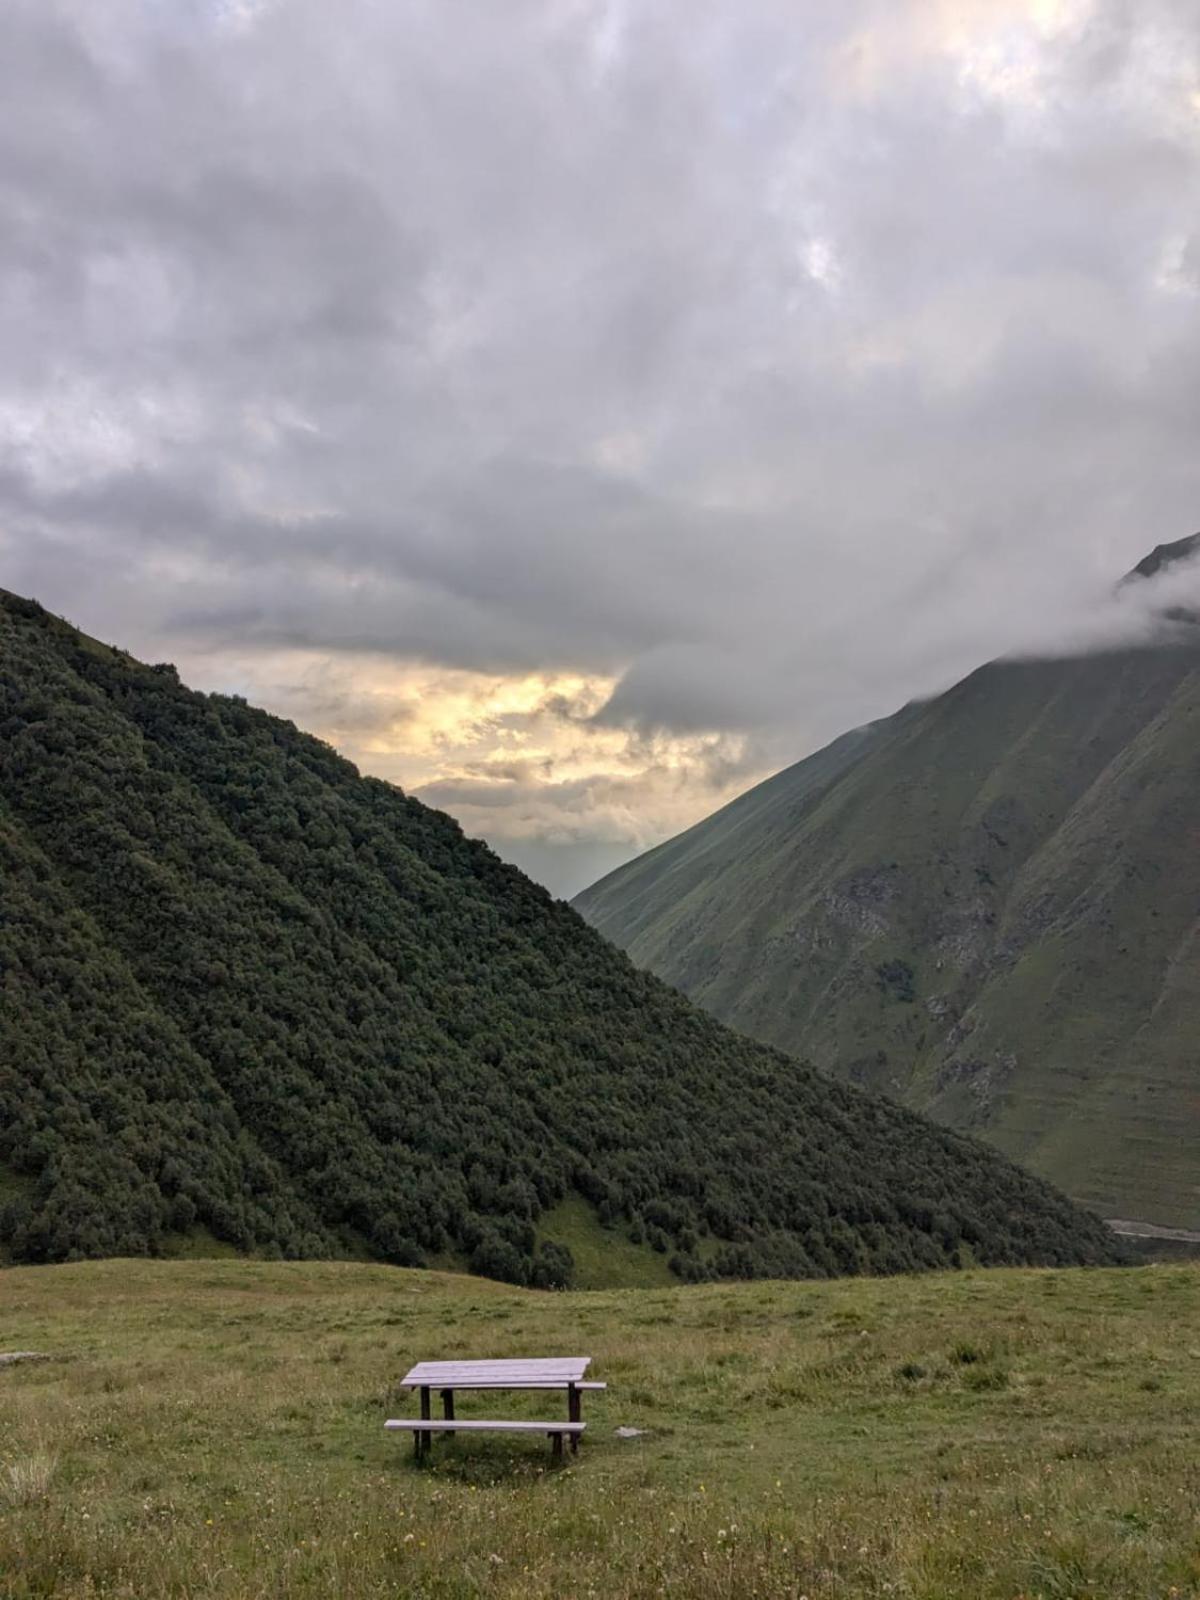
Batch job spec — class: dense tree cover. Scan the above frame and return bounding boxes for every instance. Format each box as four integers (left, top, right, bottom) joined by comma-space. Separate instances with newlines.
0, 591, 1122, 1282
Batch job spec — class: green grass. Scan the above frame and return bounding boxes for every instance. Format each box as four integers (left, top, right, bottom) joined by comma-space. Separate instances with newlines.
160, 1226, 243, 1261
535, 1196, 676, 1289
2, 1261, 1199, 1597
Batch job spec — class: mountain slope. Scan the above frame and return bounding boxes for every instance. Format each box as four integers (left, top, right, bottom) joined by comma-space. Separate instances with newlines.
576, 553, 1200, 1231
0, 589, 1120, 1279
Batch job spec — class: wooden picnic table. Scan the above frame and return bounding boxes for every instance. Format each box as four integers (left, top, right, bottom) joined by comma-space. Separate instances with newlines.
385, 1356, 606, 1460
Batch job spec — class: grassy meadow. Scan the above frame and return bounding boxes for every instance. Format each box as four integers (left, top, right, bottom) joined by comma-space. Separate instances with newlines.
1, 1259, 1198, 1599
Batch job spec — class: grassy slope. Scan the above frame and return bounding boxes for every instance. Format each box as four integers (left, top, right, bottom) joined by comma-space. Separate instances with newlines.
534, 1197, 676, 1289
1, 1261, 1198, 1599
576, 646, 1200, 1229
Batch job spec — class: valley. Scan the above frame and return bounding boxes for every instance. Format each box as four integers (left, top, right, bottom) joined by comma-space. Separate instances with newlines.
4, 8, 1199, 1597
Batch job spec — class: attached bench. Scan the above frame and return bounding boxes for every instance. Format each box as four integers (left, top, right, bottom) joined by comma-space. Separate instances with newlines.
386, 1418, 585, 1461
386, 1357, 606, 1460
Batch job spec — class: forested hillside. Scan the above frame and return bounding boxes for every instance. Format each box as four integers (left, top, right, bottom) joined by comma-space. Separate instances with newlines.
0, 590, 1120, 1281
576, 541, 1200, 1230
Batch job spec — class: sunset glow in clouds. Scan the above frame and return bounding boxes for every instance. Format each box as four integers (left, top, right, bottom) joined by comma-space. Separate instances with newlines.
168, 644, 756, 890
3, 0, 1199, 893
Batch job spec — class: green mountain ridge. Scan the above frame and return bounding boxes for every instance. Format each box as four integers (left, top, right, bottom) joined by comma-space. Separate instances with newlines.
0, 588, 1119, 1281
575, 543, 1200, 1231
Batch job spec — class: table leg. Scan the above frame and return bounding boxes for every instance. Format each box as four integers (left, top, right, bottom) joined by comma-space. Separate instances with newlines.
551, 1431, 563, 1463
419, 1385, 431, 1458
567, 1383, 580, 1453
441, 1388, 455, 1438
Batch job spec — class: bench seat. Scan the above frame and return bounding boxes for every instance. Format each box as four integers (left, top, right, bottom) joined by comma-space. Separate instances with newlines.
401, 1380, 608, 1391
386, 1417, 585, 1460
386, 1419, 585, 1434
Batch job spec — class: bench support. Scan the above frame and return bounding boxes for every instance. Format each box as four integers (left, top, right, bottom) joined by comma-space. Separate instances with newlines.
567, 1383, 580, 1454
418, 1386, 431, 1458
388, 1420, 584, 1463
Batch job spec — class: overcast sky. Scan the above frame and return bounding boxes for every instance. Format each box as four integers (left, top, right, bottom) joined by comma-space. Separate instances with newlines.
3, 0, 1199, 896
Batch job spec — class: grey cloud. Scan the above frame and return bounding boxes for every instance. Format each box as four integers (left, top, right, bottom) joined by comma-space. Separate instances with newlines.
2, 0, 1200, 884
485, 837, 636, 902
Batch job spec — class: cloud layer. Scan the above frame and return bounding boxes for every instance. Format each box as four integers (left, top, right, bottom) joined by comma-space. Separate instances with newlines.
2, 0, 1199, 893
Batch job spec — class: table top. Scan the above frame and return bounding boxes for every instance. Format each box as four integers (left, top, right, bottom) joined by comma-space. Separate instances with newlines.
401, 1356, 591, 1388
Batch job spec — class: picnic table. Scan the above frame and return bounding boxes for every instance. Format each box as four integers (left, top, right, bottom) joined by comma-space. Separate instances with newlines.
385, 1356, 606, 1460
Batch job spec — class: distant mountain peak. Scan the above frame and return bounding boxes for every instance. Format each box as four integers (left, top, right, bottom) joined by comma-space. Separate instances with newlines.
1119, 531, 1200, 627
1127, 531, 1200, 582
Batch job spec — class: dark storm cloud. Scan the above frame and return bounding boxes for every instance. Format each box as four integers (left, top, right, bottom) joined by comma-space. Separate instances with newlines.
2, 0, 1200, 885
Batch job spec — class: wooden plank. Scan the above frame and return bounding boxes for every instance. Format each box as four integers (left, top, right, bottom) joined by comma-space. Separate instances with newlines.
385, 1420, 586, 1434
402, 1373, 590, 1381
407, 1356, 590, 1364
406, 1359, 589, 1370
402, 1374, 591, 1386
404, 1376, 592, 1388
401, 1357, 590, 1385
576, 1382, 607, 1391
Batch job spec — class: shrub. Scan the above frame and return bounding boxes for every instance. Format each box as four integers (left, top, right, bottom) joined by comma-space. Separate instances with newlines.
2, 1452, 57, 1508
950, 1340, 985, 1365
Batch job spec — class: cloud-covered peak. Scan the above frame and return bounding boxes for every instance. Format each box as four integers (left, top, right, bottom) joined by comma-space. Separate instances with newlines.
1127, 531, 1200, 582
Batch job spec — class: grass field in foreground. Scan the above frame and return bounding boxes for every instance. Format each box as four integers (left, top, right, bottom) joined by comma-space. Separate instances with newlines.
1, 1260, 1198, 1599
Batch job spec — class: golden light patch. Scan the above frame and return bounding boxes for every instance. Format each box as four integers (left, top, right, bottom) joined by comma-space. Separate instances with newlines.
175, 644, 765, 853
836, 0, 1087, 109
